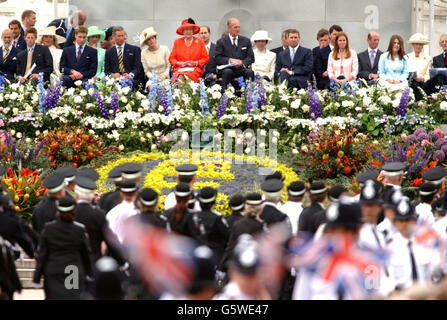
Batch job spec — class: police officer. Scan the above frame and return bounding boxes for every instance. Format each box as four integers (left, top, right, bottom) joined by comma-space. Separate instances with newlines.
279, 181, 305, 237
164, 164, 201, 212
192, 187, 229, 264
226, 194, 245, 229
131, 188, 170, 231
32, 172, 66, 234
433, 192, 447, 235
55, 166, 77, 199
77, 168, 100, 182
415, 182, 437, 226
164, 183, 195, 236
74, 175, 126, 266
377, 188, 404, 243
354, 169, 380, 201
298, 181, 327, 234
387, 197, 437, 291
90, 257, 126, 300
327, 185, 348, 202
33, 196, 92, 300
422, 167, 446, 199
106, 180, 139, 243
99, 165, 124, 214
260, 179, 290, 227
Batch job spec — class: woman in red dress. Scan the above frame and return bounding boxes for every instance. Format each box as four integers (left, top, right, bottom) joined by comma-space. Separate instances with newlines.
169, 18, 209, 82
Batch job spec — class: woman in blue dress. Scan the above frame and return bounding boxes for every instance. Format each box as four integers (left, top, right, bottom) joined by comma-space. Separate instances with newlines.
378, 35, 409, 91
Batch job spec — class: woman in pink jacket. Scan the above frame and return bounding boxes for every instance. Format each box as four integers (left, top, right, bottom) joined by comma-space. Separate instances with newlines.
327, 32, 358, 84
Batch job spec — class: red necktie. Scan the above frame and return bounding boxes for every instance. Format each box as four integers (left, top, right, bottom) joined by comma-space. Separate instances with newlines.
77, 47, 82, 62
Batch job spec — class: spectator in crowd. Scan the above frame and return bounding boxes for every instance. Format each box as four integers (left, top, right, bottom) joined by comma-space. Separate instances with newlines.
87, 26, 106, 80
38, 26, 65, 82
357, 31, 383, 84
140, 26, 170, 89
251, 30, 276, 82
327, 32, 358, 84
0, 29, 19, 82
274, 29, 313, 89
312, 29, 329, 62
33, 196, 92, 300
169, 18, 209, 83
21, 10, 37, 33
214, 18, 254, 91
16, 27, 53, 84
314, 24, 343, 89
59, 26, 98, 87
9, 19, 26, 51
101, 27, 115, 50
407, 33, 435, 100
200, 25, 218, 86
271, 29, 290, 55
105, 26, 142, 89
378, 35, 409, 91
48, 10, 87, 48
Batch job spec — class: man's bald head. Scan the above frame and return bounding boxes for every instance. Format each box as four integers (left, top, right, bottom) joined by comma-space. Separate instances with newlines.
2, 29, 13, 45
70, 9, 87, 27
227, 18, 240, 37
367, 31, 380, 50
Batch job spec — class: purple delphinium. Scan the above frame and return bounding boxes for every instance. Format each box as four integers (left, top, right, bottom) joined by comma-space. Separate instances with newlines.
110, 89, 119, 118
308, 84, 322, 120
92, 89, 109, 119
158, 87, 170, 116
257, 79, 266, 112
245, 83, 253, 114
217, 93, 228, 120
44, 81, 63, 110
397, 87, 410, 118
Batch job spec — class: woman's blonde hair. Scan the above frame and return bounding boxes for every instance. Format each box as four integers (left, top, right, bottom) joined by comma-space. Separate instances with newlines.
39, 35, 60, 49
245, 204, 263, 217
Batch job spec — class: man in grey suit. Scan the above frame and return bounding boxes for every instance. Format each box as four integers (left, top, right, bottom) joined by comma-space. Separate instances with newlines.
357, 31, 383, 85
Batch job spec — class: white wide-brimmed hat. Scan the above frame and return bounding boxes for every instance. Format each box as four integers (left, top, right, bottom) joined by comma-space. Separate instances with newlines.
251, 30, 272, 44
408, 33, 429, 45
140, 27, 158, 47
38, 26, 66, 45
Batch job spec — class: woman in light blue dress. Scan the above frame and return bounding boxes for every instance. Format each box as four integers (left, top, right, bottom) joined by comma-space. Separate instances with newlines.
378, 35, 409, 91
87, 26, 106, 80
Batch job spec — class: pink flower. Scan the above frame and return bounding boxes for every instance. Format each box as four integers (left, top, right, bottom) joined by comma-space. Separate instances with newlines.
76, 105, 80, 109
176, 123, 182, 127
284, 110, 290, 115
431, 94, 438, 100
143, 106, 149, 112
311, 113, 315, 118
357, 114, 362, 118
433, 129, 443, 138
85, 105, 90, 110
247, 118, 252, 123
347, 113, 352, 117
0, 107, 3, 112
421, 139, 432, 146
401, 133, 407, 142
136, 113, 141, 119
353, 128, 357, 132
292, 95, 298, 100
77, 111, 83, 116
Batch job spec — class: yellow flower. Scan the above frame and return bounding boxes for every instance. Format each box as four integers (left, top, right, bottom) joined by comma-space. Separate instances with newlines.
337, 151, 344, 158
322, 154, 329, 160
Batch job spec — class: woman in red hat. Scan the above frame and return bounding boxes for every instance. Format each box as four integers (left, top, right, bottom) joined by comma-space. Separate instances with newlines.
169, 18, 209, 82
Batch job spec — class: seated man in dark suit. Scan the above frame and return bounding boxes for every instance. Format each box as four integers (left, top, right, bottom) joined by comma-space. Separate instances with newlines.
0, 29, 19, 82
48, 10, 86, 48
314, 24, 343, 89
8, 20, 26, 52
214, 18, 255, 91
357, 31, 383, 85
433, 34, 447, 68
200, 25, 218, 86
271, 29, 290, 55
59, 26, 97, 87
16, 28, 53, 84
312, 29, 329, 64
105, 26, 142, 90
274, 29, 313, 90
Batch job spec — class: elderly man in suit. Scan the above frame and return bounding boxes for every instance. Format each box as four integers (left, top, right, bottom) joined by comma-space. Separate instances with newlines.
433, 34, 447, 68
274, 29, 313, 89
104, 26, 142, 90
357, 31, 383, 84
200, 25, 218, 86
214, 18, 255, 92
0, 29, 19, 82
8, 20, 26, 52
48, 10, 87, 49
59, 26, 97, 87
314, 25, 343, 89
16, 28, 53, 84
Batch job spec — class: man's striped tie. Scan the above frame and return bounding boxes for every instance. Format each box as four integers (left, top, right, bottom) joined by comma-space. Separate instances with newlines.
3, 46, 9, 63
118, 47, 125, 74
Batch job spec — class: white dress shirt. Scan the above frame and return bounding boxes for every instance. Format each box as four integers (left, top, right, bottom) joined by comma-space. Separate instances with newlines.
416, 202, 435, 226
433, 215, 447, 236
278, 201, 303, 236
106, 200, 139, 243
358, 223, 387, 250
377, 217, 398, 243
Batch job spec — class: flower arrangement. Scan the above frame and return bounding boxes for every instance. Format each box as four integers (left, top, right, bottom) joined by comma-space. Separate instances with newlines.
1, 167, 46, 223
297, 125, 377, 180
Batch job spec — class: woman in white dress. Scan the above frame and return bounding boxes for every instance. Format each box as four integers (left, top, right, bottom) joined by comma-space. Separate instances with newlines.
38, 26, 65, 84
140, 27, 171, 89
250, 30, 276, 82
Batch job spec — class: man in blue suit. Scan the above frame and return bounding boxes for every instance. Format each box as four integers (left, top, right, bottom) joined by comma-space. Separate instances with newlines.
8, 20, 26, 52
274, 29, 313, 90
214, 18, 255, 91
0, 29, 19, 82
48, 10, 87, 49
60, 26, 97, 87
313, 25, 343, 89
104, 26, 142, 90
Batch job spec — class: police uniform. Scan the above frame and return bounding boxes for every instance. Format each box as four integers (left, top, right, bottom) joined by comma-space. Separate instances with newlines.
55, 166, 77, 200
387, 198, 436, 291
74, 176, 126, 265
298, 182, 326, 234
99, 165, 124, 214
327, 184, 348, 203
279, 181, 305, 237
354, 170, 380, 201
415, 182, 437, 226
377, 188, 404, 243
164, 183, 196, 237
131, 188, 171, 231
260, 179, 290, 227
379, 162, 405, 224
164, 164, 201, 212
33, 197, 92, 300
226, 194, 245, 229
32, 173, 66, 234
422, 167, 446, 199
106, 180, 139, 243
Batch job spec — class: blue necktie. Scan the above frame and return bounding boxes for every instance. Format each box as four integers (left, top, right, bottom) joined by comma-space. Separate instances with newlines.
65, 26, 73, 48
370, 50, 376, 67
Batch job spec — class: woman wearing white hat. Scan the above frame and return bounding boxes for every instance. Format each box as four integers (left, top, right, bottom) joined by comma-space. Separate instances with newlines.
407, 33, 433, 100
251, 30, 276, 82
38, 26, 65, 79
140, 27, 171, 89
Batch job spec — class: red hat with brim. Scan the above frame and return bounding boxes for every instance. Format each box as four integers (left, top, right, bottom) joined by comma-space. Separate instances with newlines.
176, 19, 200, 36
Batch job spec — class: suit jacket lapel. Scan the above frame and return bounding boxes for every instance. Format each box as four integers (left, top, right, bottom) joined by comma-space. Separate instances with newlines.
31, 45, 38, 65
286, 48, 292, 65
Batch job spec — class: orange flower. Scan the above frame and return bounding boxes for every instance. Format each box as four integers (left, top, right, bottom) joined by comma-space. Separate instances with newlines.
411, 178, 423, 187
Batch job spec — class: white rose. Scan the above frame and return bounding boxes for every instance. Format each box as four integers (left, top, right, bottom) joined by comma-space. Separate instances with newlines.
79, 90, 87, 97
74, 80, 82, 87
158, 106, 164, 112
25, 106, 33, 113
151, 144, 157, 150
441, 101, 447, 111
236, 138, 242, 145
363, 96, 372, 106
273, 131, 280, 137
35, 130, 41, 136
122, 87, 131, 95
120, 96, 128, 104
301, 145, 308, 152
12, 108, 19, 115
227, 130, 236, 138
291, 99, 301, 109
301, 104, 309, 112
16, 132, 22, 139
154, 130, 161, 137
146, 133, 152, 139
245, 147, 251, 154
107, 79, 115, 86
292, 149, 299, 155
140, 137, 146, 142
259, 142, 266, 149
10, 92, 18, 100
74, 96, 83, 104
119, 144, 125, 150
25, 138, 31, 143
10, 130, 16, 136
212, 91, 222, 100
88, 88, 95, 96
